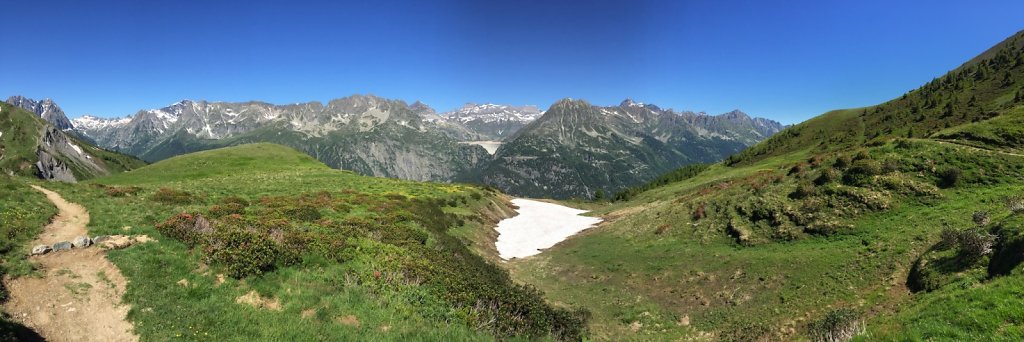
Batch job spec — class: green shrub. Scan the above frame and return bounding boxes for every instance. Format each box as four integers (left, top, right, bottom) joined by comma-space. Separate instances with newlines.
150, 188, 200, 204
939, 227, 996, 261
208, 202, 245, 218
989, 217, 1024, 276
104, 185, 142, 197
807, 308, 864, 342
790, 182, 815, 199
815, 168, 841, 185
204, 228, 283, 278
973, 211, 991, 226
220, 195, 250, 207
937, 166, 963, 188
833, 155, 852, 169
154, 213, 212, 247
843, 159, 883, 185
282, 204, 321, 221
1007, 196, 1024, 213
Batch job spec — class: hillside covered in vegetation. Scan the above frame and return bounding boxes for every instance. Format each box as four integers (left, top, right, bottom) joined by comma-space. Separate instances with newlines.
1, 143, 588, 341
505, 30, 1024, 341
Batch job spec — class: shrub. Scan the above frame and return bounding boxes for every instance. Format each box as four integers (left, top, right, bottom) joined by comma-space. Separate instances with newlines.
1007, 196, 1024, 213
155, 213, 212, 247
150, 188, 200, 205
283, 204, 321, 221
972, 211, 991, 226
208, 203, 245, 218
790, 183, 815, 199
204, 228, 283, 278
833, 155, 852, 169
104, 186, 142, 197
220, 196, 250, 207
937, 166, 962, 188
692, 203, 706, 220
807, 308, 864, 342
815, 168, 841, 185
940, 227, 996, 260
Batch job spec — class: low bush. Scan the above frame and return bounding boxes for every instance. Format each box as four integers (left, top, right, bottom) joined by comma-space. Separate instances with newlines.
807, 308, 864, 342
154, 213, 212, 247
204, 227, 284, 278
150, 188, 200, 205
940, 227, 996, 261
104, 185, 142, 197
843, 159, 883, 186
973, 211, 991, 226
282, 204, 321, 221
1007, 196, 1024, 213
208, 203, 245, 218
815, 168, 841, 185
937, 166, 963, 188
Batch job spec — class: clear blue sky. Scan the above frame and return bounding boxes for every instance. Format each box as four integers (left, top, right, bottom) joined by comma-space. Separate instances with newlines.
2, 0, 1023, 124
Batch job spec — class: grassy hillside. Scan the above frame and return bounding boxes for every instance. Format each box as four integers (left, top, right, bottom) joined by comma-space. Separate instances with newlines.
44, 143, 587, 341
0, 102, 145, 180
727, 30, 1024, 167
0, 175, 57, 339
503, 29, 1024, 341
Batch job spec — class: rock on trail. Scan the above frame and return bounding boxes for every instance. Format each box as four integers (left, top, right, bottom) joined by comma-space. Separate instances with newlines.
2, 185, 138, 342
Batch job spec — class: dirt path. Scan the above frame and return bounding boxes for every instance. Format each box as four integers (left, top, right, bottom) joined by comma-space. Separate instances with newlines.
2, 186, 138, 342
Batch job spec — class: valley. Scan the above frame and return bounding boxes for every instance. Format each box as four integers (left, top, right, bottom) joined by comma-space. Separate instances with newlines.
2, 3, 1024, 341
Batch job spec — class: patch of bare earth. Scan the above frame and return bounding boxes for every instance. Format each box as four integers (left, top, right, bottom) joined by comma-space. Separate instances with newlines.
2, 186, 139, 341
235, 290, 281, 311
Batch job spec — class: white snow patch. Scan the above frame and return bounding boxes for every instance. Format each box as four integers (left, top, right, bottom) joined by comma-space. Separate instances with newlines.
460, 141, 502, 154
67, 141, 83, 155
494, 199, 603, 259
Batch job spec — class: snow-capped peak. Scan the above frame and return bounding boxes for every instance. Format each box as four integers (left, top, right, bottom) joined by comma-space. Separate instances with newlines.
442, 103, 543, 124
71, 115, 132, 130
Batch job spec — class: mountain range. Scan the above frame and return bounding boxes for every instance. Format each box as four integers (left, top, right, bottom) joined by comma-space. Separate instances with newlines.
0, 101, 143, 182
8, 94, 783, 198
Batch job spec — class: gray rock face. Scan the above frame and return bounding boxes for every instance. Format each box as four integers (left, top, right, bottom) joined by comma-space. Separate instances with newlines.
52, 241, 73, 251
72, 94, 491, 182
72, 236, 92, 248
440, 103, 544, 140
33, 125, 111, 183
6, 96, 74, 130
35, 150, 77, 183
31, 244, 52, 255
481, 98, 786, 199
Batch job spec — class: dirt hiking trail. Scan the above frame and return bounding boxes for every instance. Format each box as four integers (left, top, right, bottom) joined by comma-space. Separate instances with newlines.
2, 185, 138, 342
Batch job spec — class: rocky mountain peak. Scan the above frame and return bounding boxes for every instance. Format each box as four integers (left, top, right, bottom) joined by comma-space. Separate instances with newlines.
721, 109, 751, 120
6, 95, 74, 130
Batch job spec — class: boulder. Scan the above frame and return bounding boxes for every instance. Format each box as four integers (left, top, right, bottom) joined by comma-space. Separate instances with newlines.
52, 241, 72, 251
31, 245, 52, 255
72, 236, 92, 248
93, 235, 112, 244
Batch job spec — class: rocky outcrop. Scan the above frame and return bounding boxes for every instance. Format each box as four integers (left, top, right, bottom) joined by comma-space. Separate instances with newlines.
6, 96, 74, 130
34, 126, 110, 183
35, 149, 77, 183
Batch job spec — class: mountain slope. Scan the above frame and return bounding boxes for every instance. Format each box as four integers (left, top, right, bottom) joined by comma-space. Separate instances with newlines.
0, 102, 144, 182
504, 29, 1024, 340
441, 103, 544, 140
727, 30, 1024, 167
6, 96, 74, 130
482, 99, 784, 199
47, 143, 588, 341
72, 95, 490, 182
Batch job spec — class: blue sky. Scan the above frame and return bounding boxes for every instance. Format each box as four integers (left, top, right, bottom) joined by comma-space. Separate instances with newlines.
2, 0, 1023, 124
